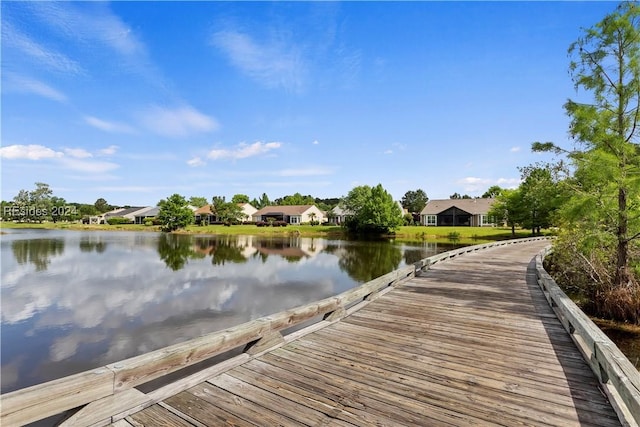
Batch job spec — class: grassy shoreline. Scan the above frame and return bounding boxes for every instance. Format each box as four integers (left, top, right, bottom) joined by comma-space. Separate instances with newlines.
0, 221, 545, 243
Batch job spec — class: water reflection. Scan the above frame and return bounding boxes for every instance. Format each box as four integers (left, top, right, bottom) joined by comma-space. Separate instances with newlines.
79, 236, 107, 253
157, 233, 198, 271
1, 230, 459, 394
11, 238, 65, 271
335, 241, 403, 282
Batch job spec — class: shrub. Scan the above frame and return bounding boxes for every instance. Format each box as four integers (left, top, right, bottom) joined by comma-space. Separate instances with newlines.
273, 221, 288, 227
256, 221, 268, 227
107, 217, 133, 225
144, 220, 153, 226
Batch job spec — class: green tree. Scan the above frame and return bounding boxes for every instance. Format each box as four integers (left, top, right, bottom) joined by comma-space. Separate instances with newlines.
449, 192, 471, 199
94, 198, 111, 213
488, 188, 525, 237
534, 2, 640, 290
157, 194, 194, 232
482, 185, 504, 198
401, 189, 429, 214
275, 193, 315, 206
518, 165, 563, 235
251, 193, 271, 209
188, 196, 208, 208
212, 196, 244, 225
343, 184, 403, 235
231, 194, 250, 204
30, 182, 53, 222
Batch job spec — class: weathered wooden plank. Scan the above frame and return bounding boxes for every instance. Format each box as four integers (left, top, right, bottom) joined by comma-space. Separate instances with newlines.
330, 320, 599, 383
108, 319, 270, 391
295, 330, 618, 420
208, 373, 355, 426
1, 368, 114, 427
187, 382, 303, 426
128, 404, 195, 427
229, 363, 389, 427
164, 391, 254, 427
60, 388, 150, 427
110, 419, 135, 427
277, 339, 619, 427
256, 353, 475, 426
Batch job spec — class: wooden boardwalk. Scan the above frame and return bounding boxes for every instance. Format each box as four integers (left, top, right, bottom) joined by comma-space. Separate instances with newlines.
112, 240, 621, 427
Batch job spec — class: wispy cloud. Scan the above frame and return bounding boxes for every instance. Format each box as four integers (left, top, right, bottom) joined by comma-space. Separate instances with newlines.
98, 145, 119, 156
187, 157, 206, 167
383, 142, 406, 155
212, 30, 305, 92
84, 116, 136, 134
207, 141, 282, 160
0, 144, 63, 160
58, 157, 119, 174
458, 176, 520, 193
4, 73, 68, 102
1, 20, 83, 75
25, 2, 146, 60
0, 144, 118, 173
510, 146, 521, 153
63, 148, 92, 159
138, 105, 219, 138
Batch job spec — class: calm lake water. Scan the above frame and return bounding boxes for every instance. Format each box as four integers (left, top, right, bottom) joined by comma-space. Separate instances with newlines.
1, 229, 462, 393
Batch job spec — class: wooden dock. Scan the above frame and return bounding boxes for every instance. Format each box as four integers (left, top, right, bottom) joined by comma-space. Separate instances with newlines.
4, 238, 638, 426
116, 240, 617, 426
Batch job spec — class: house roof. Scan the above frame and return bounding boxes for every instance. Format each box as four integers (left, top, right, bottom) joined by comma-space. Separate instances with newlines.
135, 207, 160, 217
104, 207, 148, 218
331, 205, 352, 216
253, 205, 316, 216
194, 205, 213, 215
420, 198, 495, 215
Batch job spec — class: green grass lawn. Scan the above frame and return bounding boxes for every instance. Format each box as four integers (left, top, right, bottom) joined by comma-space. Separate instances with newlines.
1, 220, 549, 242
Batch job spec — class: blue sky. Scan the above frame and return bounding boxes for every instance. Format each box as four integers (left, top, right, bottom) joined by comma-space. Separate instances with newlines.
1, 1, 616, 207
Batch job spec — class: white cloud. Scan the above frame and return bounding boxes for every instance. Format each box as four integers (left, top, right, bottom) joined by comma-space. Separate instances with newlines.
207, 141, 282, 160
138, 105, 219, 138
0, 144, 63, 160
58, 157, 119, 173
26, 2, 146, 59
510, 146, 521, 153
98, 145, 119, 156
0, 144, 118, 174
187, 157, 206, 167
458, 176, 521, 193
384, 149, 393, 155
1, 20, 83, 75
63, 148, 92, 159
312, 140, 320, 145
5, 73, 68, 102
212, 30, 305, 92
84, 116, 135, 134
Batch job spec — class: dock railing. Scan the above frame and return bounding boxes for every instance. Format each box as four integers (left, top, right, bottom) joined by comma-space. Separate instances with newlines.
1, 237, 546, 426
535, 247, 640, 427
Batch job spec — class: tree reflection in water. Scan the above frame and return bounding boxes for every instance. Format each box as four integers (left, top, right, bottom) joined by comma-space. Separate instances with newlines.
157, 234, 199, 271
11, 238, 65, 271
335, 240, 403, 282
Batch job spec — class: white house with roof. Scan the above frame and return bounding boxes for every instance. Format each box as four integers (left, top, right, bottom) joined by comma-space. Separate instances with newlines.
420, 198, 496, 227
195, 203, 257, 224
252, 205, 325, 224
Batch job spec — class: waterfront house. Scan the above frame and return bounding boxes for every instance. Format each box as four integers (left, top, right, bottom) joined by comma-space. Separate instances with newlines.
420, 198, 495, 227
252, 205, 325, 224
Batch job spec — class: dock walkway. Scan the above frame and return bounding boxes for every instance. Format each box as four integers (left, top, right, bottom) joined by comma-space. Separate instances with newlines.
117, 240, 620, 426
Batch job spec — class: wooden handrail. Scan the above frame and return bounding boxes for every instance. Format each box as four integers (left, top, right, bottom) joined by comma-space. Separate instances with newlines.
535, 247, 640, 427
0, 236, 547, 426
